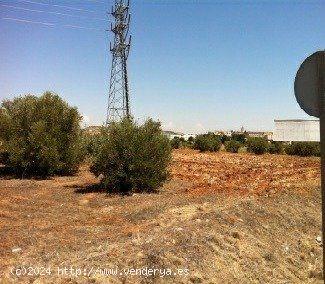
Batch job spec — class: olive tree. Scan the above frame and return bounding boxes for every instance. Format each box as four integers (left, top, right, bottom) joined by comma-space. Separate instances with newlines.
0, 92, 84, 176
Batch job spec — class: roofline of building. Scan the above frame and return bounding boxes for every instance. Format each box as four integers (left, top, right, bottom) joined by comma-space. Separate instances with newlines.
274, 119, 319, 122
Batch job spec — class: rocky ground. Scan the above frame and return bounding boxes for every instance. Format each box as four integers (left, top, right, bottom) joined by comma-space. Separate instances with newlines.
0, 149, 322, 283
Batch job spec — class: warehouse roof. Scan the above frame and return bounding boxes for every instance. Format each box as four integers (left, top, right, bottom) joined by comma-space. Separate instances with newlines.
274, 119, 319, 122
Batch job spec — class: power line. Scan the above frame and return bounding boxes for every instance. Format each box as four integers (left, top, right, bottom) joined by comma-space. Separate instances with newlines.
16, 0, 100, 13
2, 17, 54, 26
62, 23, 104, 31
2, 17, 105, 31
1, 4, 106, 21
83, 0, 106, 3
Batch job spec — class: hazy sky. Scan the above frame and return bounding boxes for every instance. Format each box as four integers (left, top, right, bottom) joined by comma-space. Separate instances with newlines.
0, 0, 324, 133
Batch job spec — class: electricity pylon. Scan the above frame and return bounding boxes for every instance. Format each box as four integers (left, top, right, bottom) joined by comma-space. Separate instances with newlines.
106, 0, 131, 124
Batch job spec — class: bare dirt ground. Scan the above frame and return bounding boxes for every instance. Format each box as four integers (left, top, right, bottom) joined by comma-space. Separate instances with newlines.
0, 149, 322, 283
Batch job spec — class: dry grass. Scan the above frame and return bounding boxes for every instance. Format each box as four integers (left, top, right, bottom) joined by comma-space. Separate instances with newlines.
0, 149, 322, 283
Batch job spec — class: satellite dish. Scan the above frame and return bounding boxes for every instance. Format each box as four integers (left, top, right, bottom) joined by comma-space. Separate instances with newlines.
294, 51, 325, 118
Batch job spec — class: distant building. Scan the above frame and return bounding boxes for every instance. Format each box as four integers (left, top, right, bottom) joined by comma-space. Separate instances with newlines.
83, 126, 102, 136
246, 131, 273, 140
215, 129, 272, 140
182, 134, 196, 140
163, 131, 196, 140
215, 130, 232, 136
273, 119, 319, 142
163, 130, 183, 140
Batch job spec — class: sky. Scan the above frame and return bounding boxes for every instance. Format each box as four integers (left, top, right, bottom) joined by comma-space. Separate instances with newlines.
0, 0, 324, 134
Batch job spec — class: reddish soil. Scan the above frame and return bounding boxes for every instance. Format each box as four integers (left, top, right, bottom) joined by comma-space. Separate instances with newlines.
0, 149, 322, 283
171, 149, 320, 195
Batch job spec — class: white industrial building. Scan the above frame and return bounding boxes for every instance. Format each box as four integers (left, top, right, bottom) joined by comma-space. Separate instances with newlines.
273, 119, 319, 142
163, 131, 196, 140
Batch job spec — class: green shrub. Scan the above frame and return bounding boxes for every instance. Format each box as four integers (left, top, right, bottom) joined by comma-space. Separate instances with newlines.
184, 136, 195, 148
231, 132, 248, 144
82, 132, 102, 156
188, 136, 194, 143
90, 118, 171, 194
0, 92, 84, 176
269, 141, 284, 154
194, 133, 221, 152
225, 140, 242, 153
170, 136, 183, 149
0, 152, 9, 164
220, 134, 231, 144
247, 137, 269, 155
0, 141, 8, 164
285, 142, 320, 157
238, 146, 247, 153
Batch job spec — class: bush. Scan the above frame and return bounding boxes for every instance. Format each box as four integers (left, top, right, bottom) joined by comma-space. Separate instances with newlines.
0, 141, 8, 164
82, 132, 102, 156
90, 118, 171, 194
231, 132, 248, 144
269, 141, 284, 154
285, 142, 320, 157
0, 92, 84, 176
220, 134, 230, 144
194, 133, 221, 152
170, 136, 183, 149
185, 136, 195, 148
0, 152, 9, 164
247, 137, 268, 155
188, 136, 194, 143
225, 140, 242, 153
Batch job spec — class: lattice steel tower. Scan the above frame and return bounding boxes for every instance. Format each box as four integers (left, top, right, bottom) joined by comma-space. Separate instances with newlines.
106, 0, 131, 124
